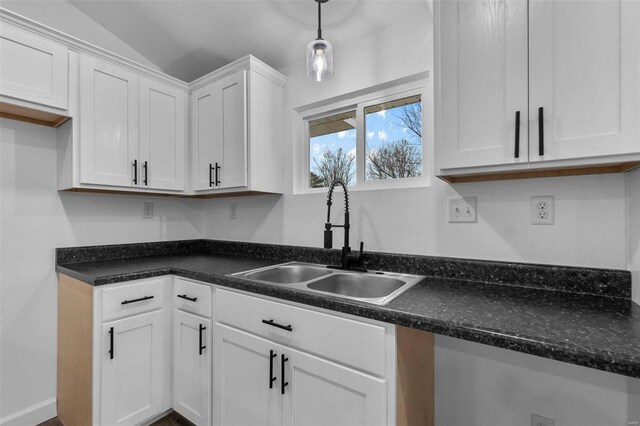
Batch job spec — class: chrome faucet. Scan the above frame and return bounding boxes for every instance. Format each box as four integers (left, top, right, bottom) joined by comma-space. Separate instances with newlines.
324, 180, 365, 271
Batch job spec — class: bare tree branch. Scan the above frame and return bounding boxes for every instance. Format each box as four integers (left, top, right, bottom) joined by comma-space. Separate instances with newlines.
310, 148, 355, 188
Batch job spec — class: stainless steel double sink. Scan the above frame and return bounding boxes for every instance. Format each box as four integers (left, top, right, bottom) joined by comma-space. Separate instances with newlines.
230, 262, 424, 305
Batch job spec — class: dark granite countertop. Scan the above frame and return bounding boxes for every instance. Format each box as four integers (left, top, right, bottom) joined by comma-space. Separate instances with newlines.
56, 239, 640, 379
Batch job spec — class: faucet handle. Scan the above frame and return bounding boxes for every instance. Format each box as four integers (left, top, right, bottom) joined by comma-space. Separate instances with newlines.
358, 241, 364, 259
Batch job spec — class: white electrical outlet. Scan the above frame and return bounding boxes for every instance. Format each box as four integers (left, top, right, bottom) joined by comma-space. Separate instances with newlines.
531, 413, 554, 426
143, 202, 154, 219
531, 196, 554, 225
230, 204, 237, 220
448, 197, 477, 223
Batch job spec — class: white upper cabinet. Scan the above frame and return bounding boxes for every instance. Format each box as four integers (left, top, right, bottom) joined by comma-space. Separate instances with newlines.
78, 55, 187, 191
191, 56, 285, 195
139, 77, 186, 191
437, 0, 528, 169
80, 55, 139, 188
191, 70, 247, 191
528, 0, 640, 162
436, 0, 640, 180
0, 23, 68, 110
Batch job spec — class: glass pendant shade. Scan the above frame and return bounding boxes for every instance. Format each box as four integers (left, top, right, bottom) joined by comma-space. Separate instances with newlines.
307, 38, 333, 82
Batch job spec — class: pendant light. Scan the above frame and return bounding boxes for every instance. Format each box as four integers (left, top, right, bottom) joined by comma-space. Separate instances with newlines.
307, 0, 333, 82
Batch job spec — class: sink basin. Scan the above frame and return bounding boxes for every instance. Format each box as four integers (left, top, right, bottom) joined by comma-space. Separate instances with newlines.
245, 264, 331, 284
307, 274, 405, 298
230, 262, 424, 305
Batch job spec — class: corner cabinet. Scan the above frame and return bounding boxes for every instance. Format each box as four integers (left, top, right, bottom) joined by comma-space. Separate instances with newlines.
190, 56, 286, 196
435, 0, 640, 183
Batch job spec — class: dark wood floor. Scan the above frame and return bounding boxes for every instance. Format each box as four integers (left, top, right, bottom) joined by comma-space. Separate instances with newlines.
38, 411, 195, 426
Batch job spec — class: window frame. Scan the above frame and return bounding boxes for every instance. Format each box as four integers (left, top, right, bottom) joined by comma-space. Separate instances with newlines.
297, 79, 430, 195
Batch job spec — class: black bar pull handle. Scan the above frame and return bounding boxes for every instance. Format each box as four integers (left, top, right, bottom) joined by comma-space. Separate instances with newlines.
108, 327, 114, 359
121, 295, 154, 305
538, 107, 544, 156
209, 163, 214, 187
269, 349, 277, 389
514, 111, 520, 159
215, 162, 221, 186
143, 161, 148, 186
199, 324, 206, 355
262, 319, 293, 332
132, 159, 138, 185
281, 354, 289, 395
177, 294, 197, 302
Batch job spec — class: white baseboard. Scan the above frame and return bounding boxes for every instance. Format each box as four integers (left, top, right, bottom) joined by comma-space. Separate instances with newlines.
0, 398, 56, 426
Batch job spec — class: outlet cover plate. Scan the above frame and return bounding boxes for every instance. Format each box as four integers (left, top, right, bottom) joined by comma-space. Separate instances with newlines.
448, 197, 477, 223
143, 202, 154, 219
531, 196, 554, 225
531, 414, 554, 426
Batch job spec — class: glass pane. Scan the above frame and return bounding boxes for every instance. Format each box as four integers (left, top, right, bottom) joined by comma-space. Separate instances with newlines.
308, 110, 356, 188
364, 95, 422, 181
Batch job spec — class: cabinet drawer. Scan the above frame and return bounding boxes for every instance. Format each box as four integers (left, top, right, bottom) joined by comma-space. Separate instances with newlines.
101, 278, 165, 322
173, 278, 212, 318
215, 289, 388, 377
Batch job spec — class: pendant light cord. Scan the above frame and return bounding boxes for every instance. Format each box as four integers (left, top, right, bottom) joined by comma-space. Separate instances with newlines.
317, 0, 322, 40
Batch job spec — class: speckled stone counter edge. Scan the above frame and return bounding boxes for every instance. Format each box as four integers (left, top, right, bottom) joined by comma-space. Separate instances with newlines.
56, 238, 632, 299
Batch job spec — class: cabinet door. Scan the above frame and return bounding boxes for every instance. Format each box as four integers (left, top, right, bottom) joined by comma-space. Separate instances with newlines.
139, 78, 186, 191
0, 24, 68, 109
281, 347, 387, 426
436, 0, 528, 169
191, 85, 217, 191
216, 70, 247, 189
173, 310, 211, 426
80, 55, 139, 187
529, 0, 640, 162
214, 324, 280, 426
101, 310, 164, 426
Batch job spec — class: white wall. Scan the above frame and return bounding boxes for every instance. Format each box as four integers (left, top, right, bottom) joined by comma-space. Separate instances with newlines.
435, 335, 639, 426
0, 0, 160, 70
201, 11, 639, 426
629, 168, 640, 304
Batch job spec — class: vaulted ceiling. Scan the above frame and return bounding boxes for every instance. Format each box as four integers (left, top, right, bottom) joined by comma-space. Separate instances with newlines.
68, 0, 431, 82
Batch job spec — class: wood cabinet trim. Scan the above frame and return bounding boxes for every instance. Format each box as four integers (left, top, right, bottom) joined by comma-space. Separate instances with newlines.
57, 274, 94, 426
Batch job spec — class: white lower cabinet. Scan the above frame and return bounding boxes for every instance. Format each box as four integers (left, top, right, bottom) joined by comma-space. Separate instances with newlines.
173, 310, 212, 426
58, 275, 416, 426
214, 323, 386, 426
214, 324, 281, 426
213, 289, 393, 426
281, 347, 386, 426
100, 310, 166, 426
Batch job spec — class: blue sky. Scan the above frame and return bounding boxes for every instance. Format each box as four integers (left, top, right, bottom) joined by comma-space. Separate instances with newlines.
309, 104, 420, 183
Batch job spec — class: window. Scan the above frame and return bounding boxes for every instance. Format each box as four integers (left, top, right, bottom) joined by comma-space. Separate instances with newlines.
303, 88, 425, 191
364, 95, 422, 181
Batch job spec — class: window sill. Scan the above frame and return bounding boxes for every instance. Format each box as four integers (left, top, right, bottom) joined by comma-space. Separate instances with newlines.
294, 176, 430, 196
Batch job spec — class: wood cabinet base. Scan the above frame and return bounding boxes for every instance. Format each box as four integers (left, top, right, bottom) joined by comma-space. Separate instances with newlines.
397, 326, 434, 426
57, 275, 93, 426
440, 161, 640, 184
